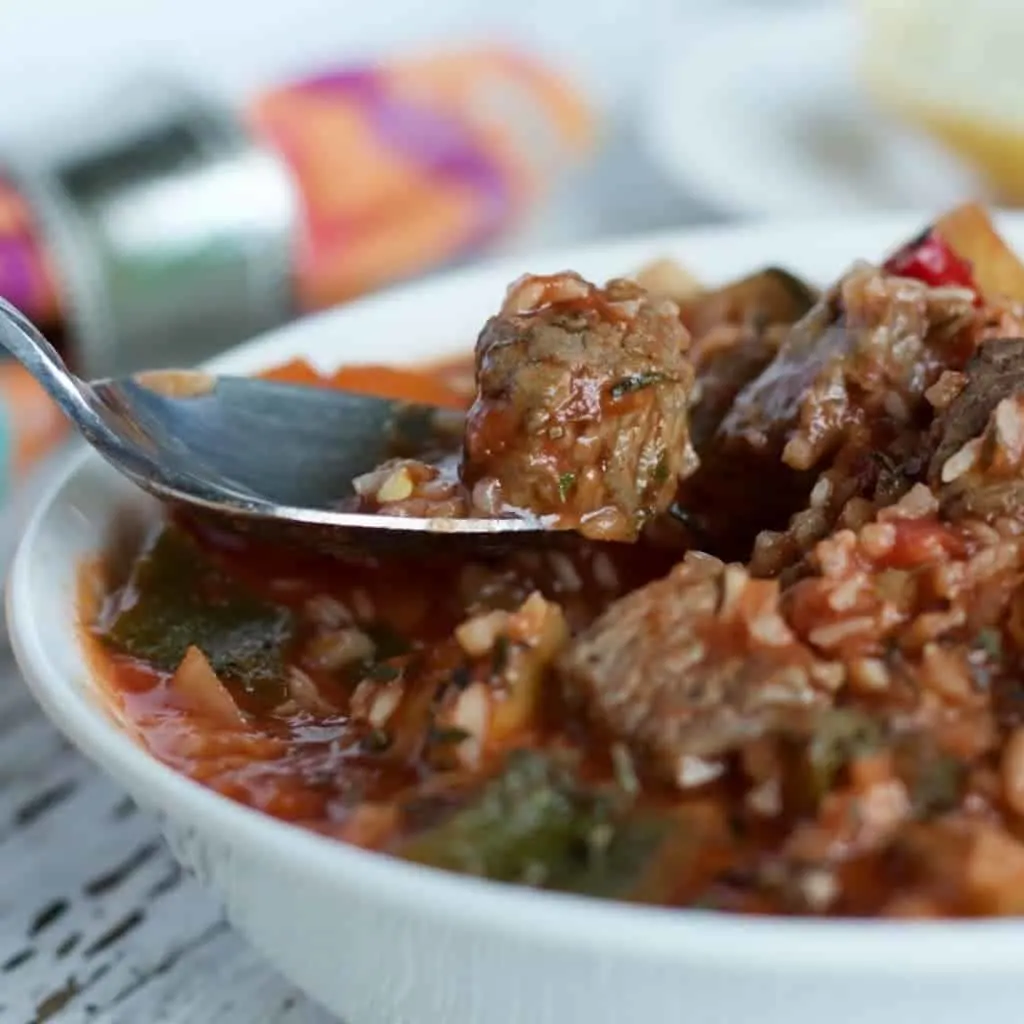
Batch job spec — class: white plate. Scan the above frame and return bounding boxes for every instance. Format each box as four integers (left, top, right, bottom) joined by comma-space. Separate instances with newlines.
10, 214, 1024, 1024
642, 6, 985, 217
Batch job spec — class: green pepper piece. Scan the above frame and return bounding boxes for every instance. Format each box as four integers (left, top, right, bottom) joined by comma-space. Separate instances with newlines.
564, 802, 732, 905
399, 750, 600, 884
893, 735, 966, 819
399, 749, 705, 901
548, 812, 676, 900
101, 528, 294, 704
803, 708, 885, 803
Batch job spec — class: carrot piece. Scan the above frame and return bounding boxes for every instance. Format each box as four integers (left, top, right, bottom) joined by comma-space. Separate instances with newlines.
260, 358, 325, 385
325, 365, 469, 409
261, 358, 471, 409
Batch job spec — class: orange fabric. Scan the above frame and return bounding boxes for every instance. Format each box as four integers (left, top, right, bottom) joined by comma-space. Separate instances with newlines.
248, 47, 592, 313
0, 363, 67, 476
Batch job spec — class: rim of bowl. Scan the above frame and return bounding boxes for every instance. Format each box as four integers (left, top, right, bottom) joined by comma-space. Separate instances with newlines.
11, 212, 1024, 977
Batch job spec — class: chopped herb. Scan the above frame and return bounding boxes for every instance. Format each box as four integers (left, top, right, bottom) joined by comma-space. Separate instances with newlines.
610, 742, 641, 798
974, 628, 1003, 659
365, 623, 412, 660
906, 751, 964, 818
429, 725, 472, 747
668, 502, 702, 533
550, 814, 678, 900
449, 664, 472, 691
399, 751, 605, 883
886, 731, 966, 818
870, 450, 899, 474
803, 709, 885, 802
360, 727, 392, 753
652, 453, 670, 486
609, 372, 668, 401
491, 635, 512, 676
366, 663, 401, 683
557, 472, 576, 502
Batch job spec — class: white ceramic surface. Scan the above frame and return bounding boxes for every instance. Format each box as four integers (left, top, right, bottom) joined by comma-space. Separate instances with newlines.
642, 6, 985, 217
11, 215, 1024, 1024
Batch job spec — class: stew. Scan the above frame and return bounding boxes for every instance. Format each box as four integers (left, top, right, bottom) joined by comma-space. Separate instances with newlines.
88, 203, 1024, 917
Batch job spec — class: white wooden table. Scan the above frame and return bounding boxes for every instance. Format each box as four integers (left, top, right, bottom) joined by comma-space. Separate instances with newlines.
0, 124, 715, 1022
0, 649, 339, 1024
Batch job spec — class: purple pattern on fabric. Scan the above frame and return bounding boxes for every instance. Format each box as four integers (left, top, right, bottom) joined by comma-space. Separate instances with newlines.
299, 68, 381, 102
291, 68, 512, 248
0, 237, 40, 315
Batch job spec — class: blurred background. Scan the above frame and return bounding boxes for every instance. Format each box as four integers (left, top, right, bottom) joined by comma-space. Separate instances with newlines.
0, 0, 1012, 570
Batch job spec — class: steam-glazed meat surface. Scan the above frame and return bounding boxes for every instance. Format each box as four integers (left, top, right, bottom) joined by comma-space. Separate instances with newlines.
558, 554, 835, 787
748, 295, 1024, 579
462, 272, 697, 541
716, 268, 975, 472
687, 324, 788, 453
683, 267, 983, 567
928, 339, 1024, 524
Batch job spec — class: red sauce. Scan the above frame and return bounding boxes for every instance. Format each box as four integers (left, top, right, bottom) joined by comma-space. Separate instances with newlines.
89, 402, 681, 848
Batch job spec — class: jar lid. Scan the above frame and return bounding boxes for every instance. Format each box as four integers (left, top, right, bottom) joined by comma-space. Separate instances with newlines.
7, 79, 298, 376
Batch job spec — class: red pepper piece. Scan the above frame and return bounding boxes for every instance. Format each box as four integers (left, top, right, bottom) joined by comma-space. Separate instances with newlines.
884, 228, 980, 298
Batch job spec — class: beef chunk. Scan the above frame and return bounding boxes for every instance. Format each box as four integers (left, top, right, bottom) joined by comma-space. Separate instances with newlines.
688, 323, 788, 453
462, 272, 697, 541
557, 554, 835, 787
929, 339, 1024, 523
680, 266, 982, 565
929, 341, 1024, 474
721, 266, 976, 477
676, 268, 817, 453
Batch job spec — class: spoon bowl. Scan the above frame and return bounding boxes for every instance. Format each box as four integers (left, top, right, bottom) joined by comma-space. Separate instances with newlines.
0, 297, 554, 558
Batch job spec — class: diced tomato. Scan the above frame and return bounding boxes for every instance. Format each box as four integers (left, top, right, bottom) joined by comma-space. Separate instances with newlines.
885, 518, 966, 569
884, 228, 981, 300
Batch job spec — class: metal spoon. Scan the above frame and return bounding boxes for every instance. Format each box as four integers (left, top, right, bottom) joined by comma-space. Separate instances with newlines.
0, 297, 554, 558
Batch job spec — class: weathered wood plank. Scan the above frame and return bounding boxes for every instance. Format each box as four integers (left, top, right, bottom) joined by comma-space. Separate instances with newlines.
0, 654, 335, 1023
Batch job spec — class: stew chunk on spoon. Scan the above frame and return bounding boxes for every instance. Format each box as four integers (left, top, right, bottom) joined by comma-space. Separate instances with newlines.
462, 272, 697, 540
352, 271, 697, 540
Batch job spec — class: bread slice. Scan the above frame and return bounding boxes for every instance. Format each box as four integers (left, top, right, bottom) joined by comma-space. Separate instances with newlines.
860, 0, 1024, 203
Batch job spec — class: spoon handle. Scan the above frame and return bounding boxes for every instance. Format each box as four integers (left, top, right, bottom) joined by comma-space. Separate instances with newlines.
0, 297, 93, 419
0, 297, 148, 478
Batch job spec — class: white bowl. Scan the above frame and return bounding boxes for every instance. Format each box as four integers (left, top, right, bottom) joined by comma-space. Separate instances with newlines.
10, 215, 1024, 1024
